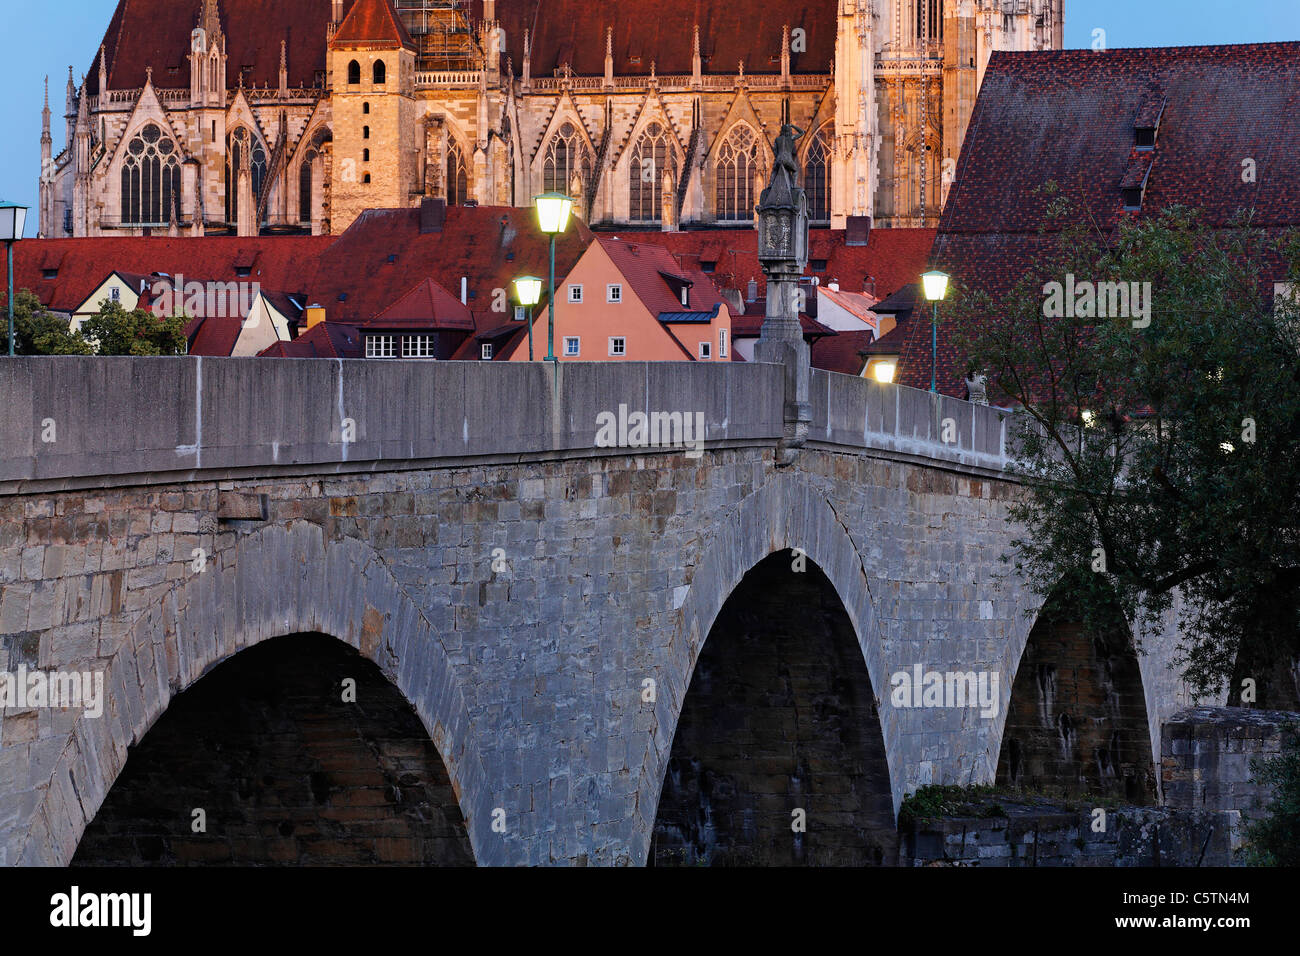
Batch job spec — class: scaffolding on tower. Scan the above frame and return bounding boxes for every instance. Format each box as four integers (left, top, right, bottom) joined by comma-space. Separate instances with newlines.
395, 0, 478, 72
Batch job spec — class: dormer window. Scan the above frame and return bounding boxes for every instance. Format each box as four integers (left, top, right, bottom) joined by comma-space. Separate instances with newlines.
1133, 88, 1166, 152
1135, 126, 1156, 150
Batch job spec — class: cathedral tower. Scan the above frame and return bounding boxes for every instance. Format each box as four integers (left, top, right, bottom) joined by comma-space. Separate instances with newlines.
329, 0, 419, 233
833, 0, 876, 229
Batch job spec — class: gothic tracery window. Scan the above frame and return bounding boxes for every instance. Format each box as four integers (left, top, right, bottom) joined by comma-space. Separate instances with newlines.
543, 122, 590, 196
629, 122, 678, 223
299, 152, 316, 224
120, 123, 181, 226
804, 127, 830, 222
446, 140, 468, 206
225, 128, 267, 224
715, 124, 759, 222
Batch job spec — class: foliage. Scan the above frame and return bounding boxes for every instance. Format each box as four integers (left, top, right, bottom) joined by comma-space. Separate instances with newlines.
1244, 725, 1300, 866
952, 193, 1300, 706
79, 300, 188, 356
0, 289, 92, 355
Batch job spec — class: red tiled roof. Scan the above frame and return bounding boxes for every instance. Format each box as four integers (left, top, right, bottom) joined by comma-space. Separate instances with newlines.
305, 204, 592, 324
900, 42, 1300, 395
371, 277, 474, 330
596, 236, 726, 318
330, 0, 414, 50
89, 0, 354, 95
12, 236, 334, 314
259, 321, 363, 358
610, 228, 936, 308
187, 315, 243, 356
811, 328, 876, 377
486, 1, 833, 77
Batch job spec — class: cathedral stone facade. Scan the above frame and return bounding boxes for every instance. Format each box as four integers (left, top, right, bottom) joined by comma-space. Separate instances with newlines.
38, 0, 1063, 240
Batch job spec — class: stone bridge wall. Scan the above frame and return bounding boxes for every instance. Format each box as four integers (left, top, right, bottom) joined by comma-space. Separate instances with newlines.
0, 358, 1196, 865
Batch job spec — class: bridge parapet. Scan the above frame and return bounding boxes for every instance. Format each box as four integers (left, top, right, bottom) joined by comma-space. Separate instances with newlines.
0, 357, 1013, 494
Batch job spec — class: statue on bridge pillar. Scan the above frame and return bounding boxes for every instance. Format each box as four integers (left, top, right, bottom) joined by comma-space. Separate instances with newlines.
755, 123, 812, 466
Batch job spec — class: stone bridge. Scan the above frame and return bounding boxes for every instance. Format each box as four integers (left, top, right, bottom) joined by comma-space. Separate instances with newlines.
0, 357, 1198, 866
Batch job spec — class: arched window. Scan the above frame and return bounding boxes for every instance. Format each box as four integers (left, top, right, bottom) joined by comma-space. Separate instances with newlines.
347, 60, 361, 84
363, 148, 370, 162
363, 173, 371, 184
804, 127, 830, 222
629, 122, 678, 223
299, 153, 315, 223
446, 141, 468, 206
543, 122, 590, 196
373, 60, 386, 85
363, 102, 370, 114
363, 126, 370, 140
225, 128, 267, 224
715, 124, 759, 221
120, 123, 181, 225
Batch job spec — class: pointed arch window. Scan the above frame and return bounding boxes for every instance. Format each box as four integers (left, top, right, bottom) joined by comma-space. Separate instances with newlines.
446, 140, 469, 206
347, 60, 361, 85
299, 151, 317, 224
543, 122, 590, 196
716, 124, 760, 222
120, 123, 181, 226
373, 60, 386, 85
629, 122, 678, 224
225, 128, 267, 224
804, 127, 830, 222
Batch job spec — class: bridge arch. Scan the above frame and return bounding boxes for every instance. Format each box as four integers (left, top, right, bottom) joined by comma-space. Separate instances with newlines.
20, 521, 491, 866
994, 580, 1157, 804
634, 471, 899, 865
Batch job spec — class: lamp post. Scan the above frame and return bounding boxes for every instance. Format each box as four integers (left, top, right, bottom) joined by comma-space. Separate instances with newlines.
920, 270, 950, 393
513, 275, 542, 361
534, 192, 573, 364
0, 200, 28, 357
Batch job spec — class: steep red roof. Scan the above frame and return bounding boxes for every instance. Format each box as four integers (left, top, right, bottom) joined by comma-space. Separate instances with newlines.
259, 321, 363, 358
610, 228, 936, 307
12, 236, 335, 314
187, 315, 243, 356
487, 1, 833, 77
811, 328, 876, 377
330, 0, 415, 50
89, 0, 354, 95
900, 42, 1300, 395
371, 277, 474, 330
596, 236, 726, 318
304, 203, 592, 324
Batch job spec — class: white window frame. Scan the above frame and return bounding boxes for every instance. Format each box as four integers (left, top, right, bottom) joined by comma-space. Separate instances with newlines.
366, 334, 397, 358
607, 283, 622, 303
513, 305, 526, 321
402, 334, 434, 358
564, 336, 580, 357
568, 284, 584, 304
719, 328, 728, 358
109, 286, 121, 302
609, 336, 626, 356
699, 341, 711, 360
481, 342, 493, 360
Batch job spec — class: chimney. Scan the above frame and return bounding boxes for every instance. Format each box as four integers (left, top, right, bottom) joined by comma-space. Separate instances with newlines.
304, 305, 326, 330
746, 278, 758, 303
420, 196, 446, 234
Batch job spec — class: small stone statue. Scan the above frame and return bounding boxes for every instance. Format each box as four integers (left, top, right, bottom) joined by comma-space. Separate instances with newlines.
964, 370, 989, 405
772, 123, 804, 182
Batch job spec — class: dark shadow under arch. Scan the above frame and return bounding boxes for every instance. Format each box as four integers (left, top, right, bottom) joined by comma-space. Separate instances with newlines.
72, 634, 473, 866
996, 587, 1156, 804
650, 552, 896, 866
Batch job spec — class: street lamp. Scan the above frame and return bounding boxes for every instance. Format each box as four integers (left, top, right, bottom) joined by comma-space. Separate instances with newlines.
513, 275, 542, 362
534, 192, 573, 363
920, 270, 950, 393
873, 360, 897, 384
0, 200, 28, 357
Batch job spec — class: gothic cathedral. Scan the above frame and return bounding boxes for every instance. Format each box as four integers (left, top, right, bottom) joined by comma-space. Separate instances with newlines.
38, 0, 1063, 239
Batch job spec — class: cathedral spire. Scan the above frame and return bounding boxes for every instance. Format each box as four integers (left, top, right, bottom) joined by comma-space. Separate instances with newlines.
279, 39, 288, 95
41, 76, 50, 138
199, 0, 223, 40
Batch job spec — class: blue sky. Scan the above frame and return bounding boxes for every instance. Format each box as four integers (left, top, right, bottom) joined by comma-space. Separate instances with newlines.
3, 0, 1299, 232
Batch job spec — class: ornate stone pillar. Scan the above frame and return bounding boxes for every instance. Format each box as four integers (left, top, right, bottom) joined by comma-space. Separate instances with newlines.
755, 124, 811, 467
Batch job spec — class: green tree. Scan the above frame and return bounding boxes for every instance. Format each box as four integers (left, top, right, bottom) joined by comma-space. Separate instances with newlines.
80, 299, 188, 356
954, 195, 1300, 708
0, 288, 92, 355
1245, 725, 1300, 865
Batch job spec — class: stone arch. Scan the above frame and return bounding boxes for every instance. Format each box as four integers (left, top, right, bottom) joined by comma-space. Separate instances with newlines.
994, 579, 1157, 804
633, 471, 897, 865
18, 521, 492, 866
